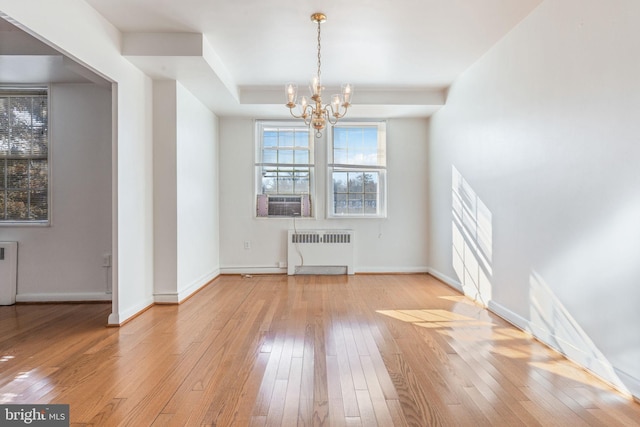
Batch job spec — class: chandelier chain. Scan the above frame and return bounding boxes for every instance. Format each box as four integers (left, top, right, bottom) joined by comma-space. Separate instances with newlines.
316, 20, 322, 81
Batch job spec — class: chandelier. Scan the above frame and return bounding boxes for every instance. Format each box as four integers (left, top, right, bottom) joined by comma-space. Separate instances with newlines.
285, 13, 353, 137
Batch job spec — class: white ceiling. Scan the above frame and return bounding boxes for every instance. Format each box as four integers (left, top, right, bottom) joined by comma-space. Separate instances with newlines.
1, 0, 543, 118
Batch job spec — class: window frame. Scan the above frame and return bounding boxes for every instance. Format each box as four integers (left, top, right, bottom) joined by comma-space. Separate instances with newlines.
254, 120, 315, 219
0, 86, 51, 226
327, 121, 387, 219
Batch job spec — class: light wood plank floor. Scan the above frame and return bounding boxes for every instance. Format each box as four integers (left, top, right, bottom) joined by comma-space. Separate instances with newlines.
1, 274, 639, 426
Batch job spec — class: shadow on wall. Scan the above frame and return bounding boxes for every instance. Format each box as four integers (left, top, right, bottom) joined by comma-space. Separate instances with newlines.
451, 165, 493, 306
529, 271, 628, 395
449, 167, 633, 398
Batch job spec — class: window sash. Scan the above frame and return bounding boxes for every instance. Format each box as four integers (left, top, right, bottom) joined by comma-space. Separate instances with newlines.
0, 88, 49, 223
255, 121, 314, 217
327, 121, 387, 218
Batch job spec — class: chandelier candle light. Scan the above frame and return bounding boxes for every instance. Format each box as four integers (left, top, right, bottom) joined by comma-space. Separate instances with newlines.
285, 13, 353, 137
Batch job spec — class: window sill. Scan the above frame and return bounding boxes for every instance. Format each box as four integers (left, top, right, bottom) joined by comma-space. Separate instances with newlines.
0, 221, 50, 227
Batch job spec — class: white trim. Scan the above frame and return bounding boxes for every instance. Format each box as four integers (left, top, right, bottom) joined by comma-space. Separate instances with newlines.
427, 268, 463, 293
428, 267, 638, 400
154, 268, 219, 303
487, 299, 632, 398
357, 266, 429, 274
220, 266, 285, 275
16, 292, 112, 303
615, 368, 640, 400
221, 266, 431, 275
109, 296, 155, 326
486, 299, 531, 333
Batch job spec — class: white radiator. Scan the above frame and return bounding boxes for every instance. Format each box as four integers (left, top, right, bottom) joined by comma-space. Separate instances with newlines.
0, 242, 18, 305
287, 230, 354, 275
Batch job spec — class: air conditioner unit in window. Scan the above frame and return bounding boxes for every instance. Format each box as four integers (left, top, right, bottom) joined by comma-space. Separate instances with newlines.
257, 194, 311, 217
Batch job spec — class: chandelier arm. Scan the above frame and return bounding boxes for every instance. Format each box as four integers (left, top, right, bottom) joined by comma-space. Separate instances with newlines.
288, 105, 312, 124
288, 107, 305, 120
324, 103, 337, 122
326, 102, 349, 120
335, 104, 350, 119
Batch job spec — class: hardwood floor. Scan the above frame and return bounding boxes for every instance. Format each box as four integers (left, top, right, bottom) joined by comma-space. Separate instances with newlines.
1, 274, 639, 426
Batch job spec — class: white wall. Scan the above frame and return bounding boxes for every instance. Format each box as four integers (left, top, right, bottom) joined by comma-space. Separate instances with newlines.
153, 81, 178, 298
1, 83, 112, 301
176, 84, 219, 295
0, 0, 155, 324
219, 117, 429, 273
428, 0, 640, 398
153, 81, 219, 303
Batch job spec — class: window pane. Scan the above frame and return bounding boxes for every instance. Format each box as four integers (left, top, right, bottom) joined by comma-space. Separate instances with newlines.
362, 145, 377, 165
6, 190, 28, 220
30, 190, 47, 220
348, 194, 363, 214
295, 130, 309, 148
279, 150, 294, 164
10, 98, 33, 155
294, 170, 309, 193
261, 174, 277, 194
364, 172, 378, 193
277, 173, 294, 193
262, 149, 277, 163
279, 130, 294, 148
333, 148, 347, 164
333, 172, 347, 192
348, 172, 363, 193
30, 159, 47, 189
294, 149, 309, 164
7, 159, 28, 188
334, 127, 347, 149
263, 130, 277, 147
32, 96, 48, 155
364, 194, 377, 214
0, 98, 8, 154
334, 193, 347, 214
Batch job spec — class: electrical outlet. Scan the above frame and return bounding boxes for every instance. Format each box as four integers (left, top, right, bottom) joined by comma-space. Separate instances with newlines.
244, 241, 251, 250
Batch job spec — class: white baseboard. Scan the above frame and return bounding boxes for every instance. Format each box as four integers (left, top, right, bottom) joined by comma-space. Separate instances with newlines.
427, 268, 463, 293
154, 269, 219, 304
357, 266, 430, 274
220, 266, 286, 275
615, 368, 640, 400
488, 299, 635, 397
427, 267, 639, 401
16, 292, 112, 303
221, 266, 431, 275
112, 296, 155, 326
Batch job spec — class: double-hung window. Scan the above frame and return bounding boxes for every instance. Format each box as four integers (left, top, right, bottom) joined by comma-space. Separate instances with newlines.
328, 121, 387, 218
255, 121, 313, 217
0, 88, 49, 223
